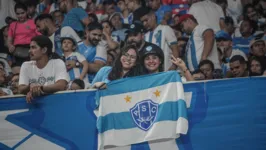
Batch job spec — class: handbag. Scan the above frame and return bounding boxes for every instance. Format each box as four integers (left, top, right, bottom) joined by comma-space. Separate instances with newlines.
12, 22, 30, 58
13, 45, 30, 58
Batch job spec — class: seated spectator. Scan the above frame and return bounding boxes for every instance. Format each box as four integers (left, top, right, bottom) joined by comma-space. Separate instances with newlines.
103, 0, 117, 17
226, 55, 249, 78
51, 10, 64, 28
18, 35, 69, 103
92, 45, 143, 87
78, 22, 107, 83
249, 35, 266, 67
117, 0, 133, 24
109, 12, 128, 41
61, 36, 90, 87
9, 73, 19, 95
102, 21, 120, 50
147, 0, 172, 24
59, 0, 91, 38
35, 14, 81, 56
26, 1, 39, 19
198, 60, 214, 80
88, 13, 99, 24
215, 30, 248, 73
223, 16, 235, 37
7, 3, 40, 68
68, 79, 85, 90
233, 18, 257, 54
248, 56, 266, 76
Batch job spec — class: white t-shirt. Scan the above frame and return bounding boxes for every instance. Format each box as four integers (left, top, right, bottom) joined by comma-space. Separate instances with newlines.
188, 0, 224, 33
144, 25, 178, 70
186, 25, 220, 72
226, 0, 242, 24
19, 59, 69, 86
49, 26, 81, 53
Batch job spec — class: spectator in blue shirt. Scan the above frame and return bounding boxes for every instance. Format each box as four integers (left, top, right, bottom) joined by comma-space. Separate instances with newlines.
78, 22, 107, 83
58, 0, 91, 38
147, 0, 172, 24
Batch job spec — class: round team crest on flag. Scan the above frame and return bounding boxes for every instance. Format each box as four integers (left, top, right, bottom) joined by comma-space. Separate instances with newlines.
130, 100, 159, 131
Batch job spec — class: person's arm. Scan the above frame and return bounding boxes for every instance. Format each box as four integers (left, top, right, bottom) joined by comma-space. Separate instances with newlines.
18, 84, 30, 95
79, 60, 89, 80
171, 55, 194, 81
76, 8, 90, 27
168, 44, 180, 70
88, 60, 106, 73
42, 79, 68, 93
104, 33, 119, 50
201, 29, 215, 61
164, 26, 180, 70
18, 63, 30, 94
88, 42, 107, 73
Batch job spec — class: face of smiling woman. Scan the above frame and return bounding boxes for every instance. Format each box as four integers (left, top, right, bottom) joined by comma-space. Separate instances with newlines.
144, 54, 161, 73
120, 48, 137, 71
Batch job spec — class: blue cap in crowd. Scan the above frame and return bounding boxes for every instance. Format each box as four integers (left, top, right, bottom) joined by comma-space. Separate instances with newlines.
215, 30, 232, 41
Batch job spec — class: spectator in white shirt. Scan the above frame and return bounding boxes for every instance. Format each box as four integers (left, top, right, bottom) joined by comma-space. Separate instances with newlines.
19, 35, 69, 103
188, 0, 225, 33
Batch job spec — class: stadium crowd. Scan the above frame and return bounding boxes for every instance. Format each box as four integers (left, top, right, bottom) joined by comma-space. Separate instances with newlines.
0, 0, 265, 100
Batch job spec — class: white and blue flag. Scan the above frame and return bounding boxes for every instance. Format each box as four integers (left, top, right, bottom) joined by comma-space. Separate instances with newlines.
96, 71, 188, 149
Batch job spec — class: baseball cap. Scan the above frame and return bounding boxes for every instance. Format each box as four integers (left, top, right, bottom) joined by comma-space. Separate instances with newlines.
109, 12, 122, 21
142, 44, 164, 62
249, 36, 265, 49
215, 30, 232, 41
126, 23, 145, 34
177, 14, 194, 25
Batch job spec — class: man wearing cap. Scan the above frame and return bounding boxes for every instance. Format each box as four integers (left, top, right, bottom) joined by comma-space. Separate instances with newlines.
216, 30, 247, 62
215, 30, 247, 75
35, 14, 81, 56
126, 23, 159, 58
141, 11, 180, 71
109, 12, 128, 41
78, 22, 107, 83
178, 14, 220, 72
249, 36, 266, 68
19, 35, 69, 103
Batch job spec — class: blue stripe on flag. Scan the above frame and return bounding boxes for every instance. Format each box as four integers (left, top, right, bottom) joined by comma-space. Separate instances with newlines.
99, 71, 181, 97
97, 100, 187, 133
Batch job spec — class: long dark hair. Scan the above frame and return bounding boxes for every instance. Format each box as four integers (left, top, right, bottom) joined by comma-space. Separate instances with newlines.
31, 35, 62, 60
108, 45, 143, 81
248, 56, 265, 76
